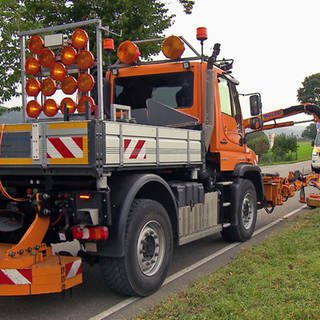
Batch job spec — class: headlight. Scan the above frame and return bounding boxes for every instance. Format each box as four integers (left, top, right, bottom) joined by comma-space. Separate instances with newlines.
312, 152, 317, 156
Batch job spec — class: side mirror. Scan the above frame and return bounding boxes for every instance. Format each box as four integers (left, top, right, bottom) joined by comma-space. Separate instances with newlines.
250, 94, 262, 116
249, 117, 263, 130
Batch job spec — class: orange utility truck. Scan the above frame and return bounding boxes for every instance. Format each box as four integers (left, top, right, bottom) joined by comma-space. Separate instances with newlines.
0, 19, 319, 297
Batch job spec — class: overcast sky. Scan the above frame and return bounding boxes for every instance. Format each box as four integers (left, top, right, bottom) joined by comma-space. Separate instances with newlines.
165, 0, 320, 120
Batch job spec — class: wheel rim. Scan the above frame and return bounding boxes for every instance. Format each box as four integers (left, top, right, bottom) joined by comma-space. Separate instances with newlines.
241, 192, 255, 230
137, 220, 166, 276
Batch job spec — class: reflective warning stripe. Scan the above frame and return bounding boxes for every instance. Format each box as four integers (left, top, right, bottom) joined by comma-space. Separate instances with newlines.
124, 138, 146, 160
0, 269, 32, 285
65, 260, 82, 279
47, 137, 84, 159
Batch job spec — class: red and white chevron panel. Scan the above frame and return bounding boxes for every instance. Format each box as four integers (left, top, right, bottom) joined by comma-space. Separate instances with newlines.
124, 138, 146, 160
0, 268, 32, 285
47, 136, 83, 159
65, 259, 82, 279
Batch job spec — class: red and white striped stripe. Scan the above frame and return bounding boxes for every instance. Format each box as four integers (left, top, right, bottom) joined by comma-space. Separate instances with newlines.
124, 138, 146, 160
65, 259, 82, 279
47, 137, 83, 159
0, 269, 32, 285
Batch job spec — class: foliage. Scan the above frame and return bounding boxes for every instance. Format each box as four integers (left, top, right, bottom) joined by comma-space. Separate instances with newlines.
246, 131, 270, 157
0, 0, 195, 104
260, 141, 312, 165
272, 134, 298, 161
302, 122, 317, 140
297, 73, 320, 104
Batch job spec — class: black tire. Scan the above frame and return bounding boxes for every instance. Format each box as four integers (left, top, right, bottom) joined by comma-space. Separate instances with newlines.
100, 199, 173, 296
221, 179, 257, 242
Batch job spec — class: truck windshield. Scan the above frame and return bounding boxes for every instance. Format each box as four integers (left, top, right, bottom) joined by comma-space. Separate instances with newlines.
114, 71, 193, 110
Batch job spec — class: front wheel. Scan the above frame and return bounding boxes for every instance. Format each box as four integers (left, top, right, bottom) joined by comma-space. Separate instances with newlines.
100, 199, 173, 296
221, 179, 257, 242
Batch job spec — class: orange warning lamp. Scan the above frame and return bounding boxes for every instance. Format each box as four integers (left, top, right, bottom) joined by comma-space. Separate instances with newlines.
61, 76, 77, 94
117, 40, 140, 64
71, 29, 89, 49
50, 62, 67, 81
77, 96, 96, 113
161, 36, 185, 59
25, 78, 41, 96
27, 35, 44, 54
26, 100, 42, 118
41, 78, 57, 96
61, 46, 77, 65
60, 97, 76, 114
77, 73, 95, 92
103, 38, 114, 51
76, 50, 95, 70
39, 48, 55, 68
25, 57, 41, 75
196, 27, 208, 41
43, 99, 58, 117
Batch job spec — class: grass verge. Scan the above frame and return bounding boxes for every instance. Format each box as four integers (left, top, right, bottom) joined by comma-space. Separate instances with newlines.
260, 141, 312, 165
135, 210, 320, 320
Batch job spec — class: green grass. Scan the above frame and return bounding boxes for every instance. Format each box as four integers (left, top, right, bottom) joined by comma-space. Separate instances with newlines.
135, 210, 320, 320
260, 141, 313, 165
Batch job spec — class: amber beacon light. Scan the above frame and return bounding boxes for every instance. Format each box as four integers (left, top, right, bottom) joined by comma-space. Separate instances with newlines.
60, 46, 77, 65
71, 29, 89, 49
117, 40, 141, 64
61, 76, 77, 95
161, 36, 185, 60
60, 97, 76, 114
25, 78, 41, 96
196, 27, 208, 41
43, 99, 58, 117
26, 100, 42, 118
27, 35, 44, 54
25, 57, 41, 76
24, 26, 96, 118
50, 62, 67, 81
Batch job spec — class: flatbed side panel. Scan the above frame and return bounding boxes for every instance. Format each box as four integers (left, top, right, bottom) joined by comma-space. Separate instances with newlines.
0, 121, 91, 168
104, 121, 202, 167
45, 121, 89, 165
0, 124, 33, 165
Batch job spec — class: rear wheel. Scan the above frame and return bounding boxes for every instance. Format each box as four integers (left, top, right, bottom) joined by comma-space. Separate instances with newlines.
221, 179, 257, 242
100, 199, 173, 296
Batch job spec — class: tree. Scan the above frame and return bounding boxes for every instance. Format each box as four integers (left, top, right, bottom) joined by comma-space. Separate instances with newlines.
302, 122, 317, 140
247, 131, 270, 158
272, 134, 298, 161
0, 0, 195, 104
297, 73, 320, 104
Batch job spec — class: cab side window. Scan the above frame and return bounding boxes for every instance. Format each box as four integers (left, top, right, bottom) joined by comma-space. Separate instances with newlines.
218, 77, 233, 116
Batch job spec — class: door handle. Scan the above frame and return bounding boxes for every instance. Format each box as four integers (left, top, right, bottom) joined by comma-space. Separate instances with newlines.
220, 139, 228, 144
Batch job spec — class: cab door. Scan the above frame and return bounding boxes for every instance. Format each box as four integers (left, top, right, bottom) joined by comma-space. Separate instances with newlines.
217, 76, 246, 170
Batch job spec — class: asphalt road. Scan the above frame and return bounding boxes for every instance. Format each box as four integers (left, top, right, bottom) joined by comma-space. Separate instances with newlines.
0, 161, 314, 320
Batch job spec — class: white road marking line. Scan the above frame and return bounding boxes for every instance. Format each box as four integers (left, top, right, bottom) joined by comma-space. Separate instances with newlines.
89, 204, 307, 320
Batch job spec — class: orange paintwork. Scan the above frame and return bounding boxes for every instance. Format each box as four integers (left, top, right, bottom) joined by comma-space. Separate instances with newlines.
0, 250, 82, 295
6, 215, 50, 260
263, 172, 320, 207
0, 199, 83, 295
109, 61, 254, 171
